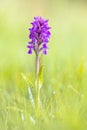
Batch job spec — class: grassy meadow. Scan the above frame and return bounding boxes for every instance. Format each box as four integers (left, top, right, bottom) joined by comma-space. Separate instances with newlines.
0, 0, 87, 130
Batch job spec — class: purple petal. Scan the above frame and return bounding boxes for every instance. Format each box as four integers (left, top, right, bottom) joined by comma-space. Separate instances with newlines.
43, 44, 48, 49
43, 49, 47, 55
28, 49, 32, 54
27, 45, 33, 49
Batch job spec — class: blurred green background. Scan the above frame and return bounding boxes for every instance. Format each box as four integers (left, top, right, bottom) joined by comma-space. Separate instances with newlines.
0, 0, 87, 130
0, 0, 87, 74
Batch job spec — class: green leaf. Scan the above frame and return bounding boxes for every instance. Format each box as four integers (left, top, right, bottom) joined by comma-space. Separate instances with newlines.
21, 72, 33, 87
38, 65, 44, 89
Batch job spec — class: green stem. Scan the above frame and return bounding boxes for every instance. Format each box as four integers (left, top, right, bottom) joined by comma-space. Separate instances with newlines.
35, 54, 40, 116
36, 54, 39, 77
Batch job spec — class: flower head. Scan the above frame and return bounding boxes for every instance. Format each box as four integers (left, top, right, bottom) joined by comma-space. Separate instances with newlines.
27, 16, 51, 55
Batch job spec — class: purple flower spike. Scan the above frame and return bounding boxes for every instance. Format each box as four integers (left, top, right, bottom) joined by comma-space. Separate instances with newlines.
27, 16, 51, 55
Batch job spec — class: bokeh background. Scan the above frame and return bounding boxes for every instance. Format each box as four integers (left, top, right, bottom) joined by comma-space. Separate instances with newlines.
0, 0, 87, 130
0, 0, 87, 74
